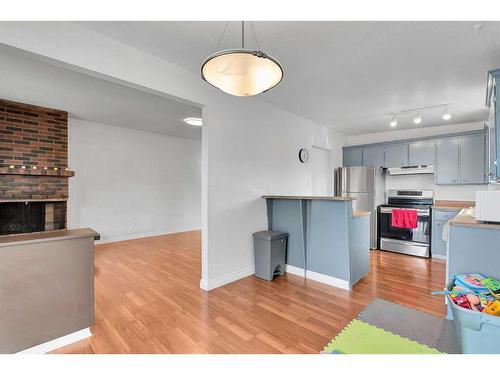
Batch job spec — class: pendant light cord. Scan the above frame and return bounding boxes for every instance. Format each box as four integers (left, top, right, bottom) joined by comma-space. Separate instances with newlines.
214, 21, 230, 52
250, 22, 261, 52
242, 21, 245, 49
214, 21, 261, 52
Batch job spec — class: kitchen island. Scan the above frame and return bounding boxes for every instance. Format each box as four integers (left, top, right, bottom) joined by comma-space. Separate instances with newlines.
0, 228, 100, 353
446, 208, 500, 282
442, 208, 500, 318
262, 195, 370, 290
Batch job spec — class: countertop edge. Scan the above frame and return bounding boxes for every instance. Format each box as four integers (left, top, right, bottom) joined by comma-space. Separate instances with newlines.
449, 209, 500, 230
262, 195, 354, 201
0, 228, 101, 247
432, 206, 472, 210
352, 210, 371, 218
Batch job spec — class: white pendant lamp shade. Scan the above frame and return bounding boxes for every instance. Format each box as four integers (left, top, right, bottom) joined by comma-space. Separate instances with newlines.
201, 49, 283, 97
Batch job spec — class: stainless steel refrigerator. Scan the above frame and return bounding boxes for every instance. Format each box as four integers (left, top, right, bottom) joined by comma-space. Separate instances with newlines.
335, 166, 385, 249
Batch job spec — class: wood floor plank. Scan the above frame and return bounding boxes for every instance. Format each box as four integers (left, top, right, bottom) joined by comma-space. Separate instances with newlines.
52, 230, 446, 354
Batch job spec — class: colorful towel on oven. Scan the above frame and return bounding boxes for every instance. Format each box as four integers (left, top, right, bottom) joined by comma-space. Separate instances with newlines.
391, 208, 418, 229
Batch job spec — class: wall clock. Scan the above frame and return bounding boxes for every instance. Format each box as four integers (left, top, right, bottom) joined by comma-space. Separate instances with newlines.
298, 148, 309, 163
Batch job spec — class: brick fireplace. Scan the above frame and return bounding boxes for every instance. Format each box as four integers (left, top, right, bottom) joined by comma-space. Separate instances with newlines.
0, 99, 74, 235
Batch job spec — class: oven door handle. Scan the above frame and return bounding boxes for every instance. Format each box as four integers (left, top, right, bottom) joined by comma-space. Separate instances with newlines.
380, 207, 430, 217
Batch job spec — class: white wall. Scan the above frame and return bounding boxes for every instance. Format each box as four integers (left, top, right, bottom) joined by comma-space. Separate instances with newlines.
0, 23, 346, 290
311, 147, 331, 195
68, 118, 201, 243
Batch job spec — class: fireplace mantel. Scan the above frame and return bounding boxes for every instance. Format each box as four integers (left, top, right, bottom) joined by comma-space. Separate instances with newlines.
0, 166, 75, 177
0, 198, 67, 203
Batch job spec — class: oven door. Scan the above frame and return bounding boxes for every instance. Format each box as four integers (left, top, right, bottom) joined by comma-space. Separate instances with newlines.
379, 206, 430, 244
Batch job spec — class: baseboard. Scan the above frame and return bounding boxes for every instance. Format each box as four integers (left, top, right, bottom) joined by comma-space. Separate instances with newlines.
199, 266, 255, 291
285, 264, 350, 290
97, 228, 201, 244
16, 327, 91, 354
431, 254, 446, 260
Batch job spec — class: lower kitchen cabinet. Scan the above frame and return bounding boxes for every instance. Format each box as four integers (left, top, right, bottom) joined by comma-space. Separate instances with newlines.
431, 208, 460, 258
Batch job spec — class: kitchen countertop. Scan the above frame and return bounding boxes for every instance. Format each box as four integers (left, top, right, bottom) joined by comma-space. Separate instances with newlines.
449, 208, 500, 230
352, 210, 371, 218
262, 195, 354, 201
432, 200, 475, 210
0, 228, 100, 247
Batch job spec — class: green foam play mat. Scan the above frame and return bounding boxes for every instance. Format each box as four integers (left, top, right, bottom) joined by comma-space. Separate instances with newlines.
323, 319, 442, 354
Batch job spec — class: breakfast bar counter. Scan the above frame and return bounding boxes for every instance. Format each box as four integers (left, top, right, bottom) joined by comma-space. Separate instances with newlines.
262, 195, 370, 290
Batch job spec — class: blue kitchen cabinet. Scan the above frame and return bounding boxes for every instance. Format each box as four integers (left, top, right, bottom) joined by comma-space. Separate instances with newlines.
362, 146, 385, 167
431, 220, 447, 257
384, 143, 408, 168
342, 128, 488, 184
343, 148, 363, 167
459, 133, 487, 184
431, 208, 460, 258
486, 69, 500, 181
435, 137, 460, 184
408, 140, 435, 166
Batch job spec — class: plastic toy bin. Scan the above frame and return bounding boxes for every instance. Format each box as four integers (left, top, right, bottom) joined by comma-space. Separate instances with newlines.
446, 282, 500, 354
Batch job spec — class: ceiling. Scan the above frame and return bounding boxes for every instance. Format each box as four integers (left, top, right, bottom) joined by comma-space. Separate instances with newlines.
0, 45, 202, 140
77, 21, 500, 135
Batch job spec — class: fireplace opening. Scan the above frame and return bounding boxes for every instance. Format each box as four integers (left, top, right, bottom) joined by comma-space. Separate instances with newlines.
0, 201, 66, 235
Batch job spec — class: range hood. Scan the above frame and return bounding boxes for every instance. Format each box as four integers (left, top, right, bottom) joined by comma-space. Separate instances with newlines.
387, 165, 435, 175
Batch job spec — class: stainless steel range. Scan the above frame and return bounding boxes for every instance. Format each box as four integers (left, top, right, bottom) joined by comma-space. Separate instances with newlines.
377, 189, 433, 257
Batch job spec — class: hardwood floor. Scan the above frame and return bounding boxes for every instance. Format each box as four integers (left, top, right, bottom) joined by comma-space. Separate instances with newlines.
52, 230, 446, 354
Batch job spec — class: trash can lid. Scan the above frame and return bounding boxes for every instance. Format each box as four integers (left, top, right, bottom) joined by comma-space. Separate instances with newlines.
253, 230, 288, 241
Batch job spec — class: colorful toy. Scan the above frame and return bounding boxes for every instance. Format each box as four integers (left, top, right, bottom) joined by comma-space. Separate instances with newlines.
455, 274, 489, 294
453, 295, 471, 310
483, 300, 500, 316
482, 277, 500, 298
433, 273, 500, 315
466, 294, 480, 305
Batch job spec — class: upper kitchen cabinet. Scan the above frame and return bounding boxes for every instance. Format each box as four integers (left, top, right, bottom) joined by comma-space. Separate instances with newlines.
343, 128, 488, 184
408, 140, 435, 166
384, 143, 408, 168
343, 148, 363, 167
486, 68, 500, 182
435, 137, 460, 184
362, 146, 385, 167
459, 133, 487, 184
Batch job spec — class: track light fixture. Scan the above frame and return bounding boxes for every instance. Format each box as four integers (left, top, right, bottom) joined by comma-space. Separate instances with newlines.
413, 113, 422, 124
390, 115, 397, 127
442, 107, 451, 120
386, 103, 452, 128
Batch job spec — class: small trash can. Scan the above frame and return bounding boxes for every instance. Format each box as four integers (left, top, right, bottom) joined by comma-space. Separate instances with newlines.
253, 230, 288, 281
446, 281, 500, 354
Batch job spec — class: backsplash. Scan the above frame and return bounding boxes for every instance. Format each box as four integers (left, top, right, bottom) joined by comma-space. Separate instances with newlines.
385, 173, 489, 201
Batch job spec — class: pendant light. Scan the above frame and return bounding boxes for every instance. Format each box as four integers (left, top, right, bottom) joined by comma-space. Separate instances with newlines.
201, 21, 284, 97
